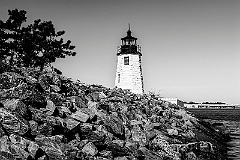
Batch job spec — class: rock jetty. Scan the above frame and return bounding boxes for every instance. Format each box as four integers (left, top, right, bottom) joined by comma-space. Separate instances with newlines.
0, 66, 229, 160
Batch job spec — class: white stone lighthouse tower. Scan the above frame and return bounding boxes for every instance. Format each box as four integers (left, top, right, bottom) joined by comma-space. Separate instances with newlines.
115, 26, 144, 94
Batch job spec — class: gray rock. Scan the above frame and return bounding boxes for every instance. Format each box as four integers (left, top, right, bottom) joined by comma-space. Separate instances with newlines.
0, 108, 29, 135
64, 118, 81, 132
82, 142, 98, 156
71, 109, 90, 122
45, 99, 56, 116
35, 135, 64, 159
103, 114, 125, 138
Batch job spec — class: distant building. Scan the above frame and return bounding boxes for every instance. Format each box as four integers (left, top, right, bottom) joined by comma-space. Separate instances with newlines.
161, 97, 185, 107
115, 25, 144, 94
184, 102, 200, 108
184, 102, 240, 109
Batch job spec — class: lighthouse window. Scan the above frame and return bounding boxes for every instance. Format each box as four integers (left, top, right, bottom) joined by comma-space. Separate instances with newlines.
124, 56, 129, 65
118, 74, 120, 83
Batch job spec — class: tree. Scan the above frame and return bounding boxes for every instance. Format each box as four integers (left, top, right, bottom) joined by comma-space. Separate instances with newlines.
0, 9, 76, 71
0, 9, 27, 68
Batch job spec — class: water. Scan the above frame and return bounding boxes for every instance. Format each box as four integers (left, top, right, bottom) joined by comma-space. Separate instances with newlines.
224, 121, 240, 160
186, 109, 240, 159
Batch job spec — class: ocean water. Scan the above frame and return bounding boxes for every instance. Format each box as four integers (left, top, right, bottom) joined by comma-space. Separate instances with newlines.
224, 121, 240, 160
186, 109, 240, 159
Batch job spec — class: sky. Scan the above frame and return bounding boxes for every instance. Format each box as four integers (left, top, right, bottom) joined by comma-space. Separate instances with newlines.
1, 0, 240, 104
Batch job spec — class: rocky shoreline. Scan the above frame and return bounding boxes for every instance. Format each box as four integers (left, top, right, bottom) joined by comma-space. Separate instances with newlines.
0, 66, 230, 160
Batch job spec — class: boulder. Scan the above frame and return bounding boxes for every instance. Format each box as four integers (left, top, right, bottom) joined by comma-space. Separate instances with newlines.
64, 118, 81, 133
35, 135, 64, 159
82, 142, 98, 156
185, 151, 197, 160
103, 114, 125, 139
0, 108, 29, 135
0, 66, 230, 160
1, 99, 28, 118
45, 99, 56, 116
99, 150, 113, 159
71, 109, 90, 122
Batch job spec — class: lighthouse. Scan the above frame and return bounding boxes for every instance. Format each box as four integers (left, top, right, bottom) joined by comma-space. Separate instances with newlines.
115, 25, 144, 94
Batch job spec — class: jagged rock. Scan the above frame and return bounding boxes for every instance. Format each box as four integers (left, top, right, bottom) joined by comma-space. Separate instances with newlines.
112, 140, 125, 147
0, 136, 16, 160
99, 92, 107, 99
99, 150, 113, 159
29, 120, 40, 136
31, 108, 48, 123
81, 107, 96, 120
9, 134, 39, 159
64, 118, 81, 133
138, 147, 164, 160
0, 82, 32, 100
0, 67, 229, 160
106, 142, 129, 157
90, 91, 100, 102
103, 114, 125, 139
82, 142, 98, 156
67, 139, 82, 148
1, 99, 28, 118
199, 141, 213, 153
49, 92, 65, 106
56, 105, 71, 118
131, 129, 147, 146
114, 156, 128, 160
35, 135, 64, 159
167, 128, 178, 136
82, 130, 105, 143
71, 109, 90, 122
70, 95, 88, 108
38, 71, 60, 91
0, 108, 29, 135
0, 72, 25, 89
0, 134, 40, 160
94, 157, 110, 160
38, 123, 53, 136
45, 99, 56, 115
78, 140, 88, 149
50, 84, 61, 92
185, 151, 197, 160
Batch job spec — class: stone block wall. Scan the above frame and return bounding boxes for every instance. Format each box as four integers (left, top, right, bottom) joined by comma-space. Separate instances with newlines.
115, 54, 144, 94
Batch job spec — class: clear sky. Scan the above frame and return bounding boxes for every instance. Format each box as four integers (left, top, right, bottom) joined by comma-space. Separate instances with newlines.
1, 0, 240, 104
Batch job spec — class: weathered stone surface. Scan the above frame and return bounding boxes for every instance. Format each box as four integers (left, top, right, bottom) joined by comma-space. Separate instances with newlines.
38, 123, 53, 136
0, 66, 229, 160
31, 108, 47, 123
138, 147, 164, 160
50, 84, 61, 92
103, 114, 125, 138
56, 105, 71, 118
9, 134, 39, 159
0, 72, 25, 89
99, 150, 113, 159
1, 99, 28, 117
64, 118, 81, 132
185, 151, 197, 160
167, 128, 178, 136
0, 108, 29, 135
35, 135, 64, 159
45, 99, 56, 116
71, 109, 90, 122
82, 142, 98, 156
131, 129, 147, 146
114, 156, 128, 160
29, 120, 39, 136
